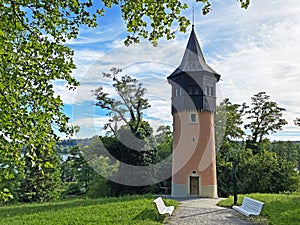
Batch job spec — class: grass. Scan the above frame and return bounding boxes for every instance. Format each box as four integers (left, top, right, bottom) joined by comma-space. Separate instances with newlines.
218, 193, 300, 225
0, 195, 179, 225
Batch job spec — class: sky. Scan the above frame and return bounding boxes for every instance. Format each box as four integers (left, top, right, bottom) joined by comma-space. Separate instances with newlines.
54, 0, 300, 141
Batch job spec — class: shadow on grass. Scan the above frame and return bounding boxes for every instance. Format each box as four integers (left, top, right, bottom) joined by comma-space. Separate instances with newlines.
0, 195, 153, 219
133, 208, 164, 223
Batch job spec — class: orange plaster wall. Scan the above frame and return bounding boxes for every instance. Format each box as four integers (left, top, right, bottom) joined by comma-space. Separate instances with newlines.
172, 111, 217, 186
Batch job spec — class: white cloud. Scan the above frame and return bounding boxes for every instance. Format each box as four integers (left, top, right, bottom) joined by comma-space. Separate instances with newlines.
208, 3, 300, 141
66, 21, 126, 45
56, 0, 300, 140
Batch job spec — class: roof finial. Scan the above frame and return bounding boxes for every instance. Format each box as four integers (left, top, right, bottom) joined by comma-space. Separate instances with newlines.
192, 5, 195, 29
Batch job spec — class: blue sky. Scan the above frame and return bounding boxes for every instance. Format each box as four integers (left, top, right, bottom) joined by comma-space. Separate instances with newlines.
54, 0, 300, 141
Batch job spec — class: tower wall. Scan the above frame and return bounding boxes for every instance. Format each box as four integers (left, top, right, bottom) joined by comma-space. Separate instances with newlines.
171, 111, 217, 198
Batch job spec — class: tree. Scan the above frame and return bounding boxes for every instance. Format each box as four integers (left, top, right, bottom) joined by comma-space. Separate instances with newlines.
20, 147, 62, 202
237, 151, 299, 194
156, 126, 173, 161
93, 67, 150, 136
0, 0, 97, 201
92, 68, 156, 166
61, 145, 95, 196
215, 98, 245, 150
102, 0, 250, 45
244, 92, 287, 153
215, 99, 245, 197
92, 68, 158, 195
271, 141, 299, 169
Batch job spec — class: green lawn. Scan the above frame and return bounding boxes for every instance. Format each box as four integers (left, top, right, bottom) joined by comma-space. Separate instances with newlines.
0, 195, 179, 225
218, 193, 300, 225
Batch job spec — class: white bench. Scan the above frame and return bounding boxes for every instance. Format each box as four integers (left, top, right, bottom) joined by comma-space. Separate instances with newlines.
153, 197, 174, 216
233, 197, 264, 216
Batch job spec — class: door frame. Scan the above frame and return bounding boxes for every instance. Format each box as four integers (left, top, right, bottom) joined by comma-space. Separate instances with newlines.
188, 174, 201, 196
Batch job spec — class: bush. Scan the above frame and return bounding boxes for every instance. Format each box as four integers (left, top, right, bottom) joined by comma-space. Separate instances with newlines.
237, 151, 300, 194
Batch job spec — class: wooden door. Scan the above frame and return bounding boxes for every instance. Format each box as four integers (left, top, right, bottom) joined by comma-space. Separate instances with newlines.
190, 176, 199, 195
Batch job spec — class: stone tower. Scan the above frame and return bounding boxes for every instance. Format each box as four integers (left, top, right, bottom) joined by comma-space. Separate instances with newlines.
167, 26, 220, 198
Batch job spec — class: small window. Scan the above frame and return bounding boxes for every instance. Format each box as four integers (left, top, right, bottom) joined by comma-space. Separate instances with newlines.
190, 113, 197, 123
179, 87, 182, 96
188, 86, 193, 95
210, 87, 214, 96
205, 86, 209, 95
175, 88, 178, 96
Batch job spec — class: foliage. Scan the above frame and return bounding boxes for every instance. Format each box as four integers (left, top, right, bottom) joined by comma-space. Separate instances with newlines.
215, 99, 245, 197
218, 193, 300, 225
60, 145, 95, 196
156, 126, 173, 162
92, 68, 157, 195
59, 137, 120, 197
236, 150, 299, 194
215, 98, 245, 143
244, 92, 288, 146
93, 68, 151, 136
0, 0, 100, 201
86, 174, 116, 198
216, 141, 246, 197
102, 0, 250, 45
20, 147, 62, 202
216, 95, 298, 197
80, 136, 119, 198
0, 195, 179, 225
270, 141, 299, 169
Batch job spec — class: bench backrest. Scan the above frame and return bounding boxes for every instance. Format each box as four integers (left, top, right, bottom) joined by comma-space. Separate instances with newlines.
242, 197, 264, 213
153, 197, 166, 213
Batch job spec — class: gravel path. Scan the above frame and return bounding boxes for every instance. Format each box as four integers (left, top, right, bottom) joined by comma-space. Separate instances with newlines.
165, 198, 257, 225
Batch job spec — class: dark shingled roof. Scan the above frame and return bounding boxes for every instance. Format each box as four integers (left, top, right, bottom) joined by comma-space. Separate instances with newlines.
168, 26, 220, 81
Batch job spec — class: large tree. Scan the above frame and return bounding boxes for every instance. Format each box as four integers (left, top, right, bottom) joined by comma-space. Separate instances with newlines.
244, 92, 288, 144
93, 68, 158, 195
215, 98, 245, 149
0, 0, 98, 201
92, 68, 156, 165
92, 67, 150, 137
215, 98, 245, 197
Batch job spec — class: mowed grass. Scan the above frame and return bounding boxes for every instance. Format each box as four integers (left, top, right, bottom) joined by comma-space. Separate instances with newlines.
0, 195, 179, 225
218, 193, 300, 225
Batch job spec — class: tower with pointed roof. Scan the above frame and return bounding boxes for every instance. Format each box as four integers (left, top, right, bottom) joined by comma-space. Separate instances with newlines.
167, 25, 220, 198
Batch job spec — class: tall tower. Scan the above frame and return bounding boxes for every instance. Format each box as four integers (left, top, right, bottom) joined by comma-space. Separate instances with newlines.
167, 26, 220, 198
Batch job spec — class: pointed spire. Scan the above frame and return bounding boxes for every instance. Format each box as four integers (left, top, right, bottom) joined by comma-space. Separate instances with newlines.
192, 6, 195, 29
168, 26, 220, 81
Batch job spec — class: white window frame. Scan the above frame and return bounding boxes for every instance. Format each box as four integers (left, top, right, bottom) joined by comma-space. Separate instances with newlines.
189, 112, 198, 123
